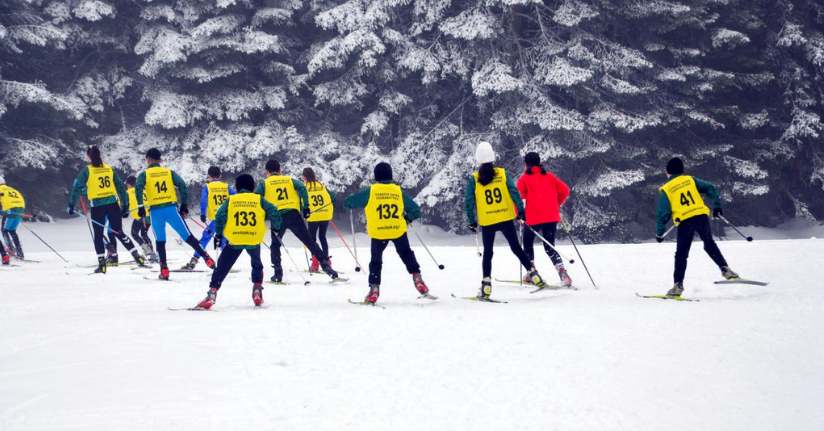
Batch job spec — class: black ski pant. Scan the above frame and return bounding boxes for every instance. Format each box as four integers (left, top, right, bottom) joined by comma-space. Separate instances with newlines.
270, 210, 328, 275
131, 219, 152, 247
674, 214, 728, 283
522, 222, 563, 267
481, 220, 533, 279
210, 245, 263, 289
91, 203, 135, 258
368, 232, 420, 285
308, 220, 330, 257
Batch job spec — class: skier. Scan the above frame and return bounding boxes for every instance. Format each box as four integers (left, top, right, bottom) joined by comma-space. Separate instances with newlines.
343, 162, 434, 304
68, 145, 147, 273
516, 152, 572, 287
465, 142, 547, 299
195, 174, 282, 310
656, 157, 740, 296
126, 175, 158, 263
0, 175, 26, 259
135, 148, 216, 280
302, 167, 337, 273
70, 178, 119, 263
181, 166, 236, 270
254, 159, 339, 282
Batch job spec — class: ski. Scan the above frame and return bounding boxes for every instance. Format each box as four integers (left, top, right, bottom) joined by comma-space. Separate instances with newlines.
714, 278, 768, 286
529, 284, 575, 294
330, 277, 349, 283
348, 298, 385, 309
293, 270, 346, 275
265, 280, 289, 285
130, 265, 155, 271
143, 275, 180, 283
494, 278, 531, 285
451, 293, 507, 303
636, 293, 699, 302
418, 293, 439, 300
168, 307, 213, 311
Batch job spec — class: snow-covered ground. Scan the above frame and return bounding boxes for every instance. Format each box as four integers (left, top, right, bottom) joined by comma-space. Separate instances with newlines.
1, 219, 823, 431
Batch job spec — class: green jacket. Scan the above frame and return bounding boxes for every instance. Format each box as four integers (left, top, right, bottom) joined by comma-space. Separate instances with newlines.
214, 189, 282, 250
254, 176, 310, 215
343, 180, 421, 221
135, 163, 188, 211
656, 174, 721, 236
464, 170, 524, 225
69, 166, 128, 209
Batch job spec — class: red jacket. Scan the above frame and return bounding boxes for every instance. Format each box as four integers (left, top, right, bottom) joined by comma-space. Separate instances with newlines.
516, 167, 570, 225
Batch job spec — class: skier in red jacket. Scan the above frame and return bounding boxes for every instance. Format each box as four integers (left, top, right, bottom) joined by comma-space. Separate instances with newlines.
516, 152, 572, 287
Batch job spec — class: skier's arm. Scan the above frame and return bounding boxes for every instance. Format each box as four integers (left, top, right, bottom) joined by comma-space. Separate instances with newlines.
261, 197, 282, 231
214, 201, 229, 236
293, 179, 309, 211
555, 175, 570, 206
343, 187, 371, 210
135, 172, 147, 206
328, 189, 338, 205
200, 186, 209, 215
68, 167, 90, 207
516, 175, 527, 199
171, 170, 188, 203
228, 186, 237, 196
656, 191, 672, 236
464, 177, 477, 225
505, 172, 525, 214
401, 190, 420, 222
254, 181, 265, 197
693, 177, 722, 209
113, 171, 128, 210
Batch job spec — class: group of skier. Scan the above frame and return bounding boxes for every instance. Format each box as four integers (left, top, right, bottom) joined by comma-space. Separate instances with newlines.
0, 141, 747, 308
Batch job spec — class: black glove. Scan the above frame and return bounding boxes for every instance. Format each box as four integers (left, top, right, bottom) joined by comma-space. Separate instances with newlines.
137, 207, 146, 218
179, 204, 189, 216
713, 208, 722, 218
655, 235, 664, 243
516, 212, 526, 222
469, 223, 478, 233
302, 207, 310, 219
121, 206, 130, 218
67, 205, 75, 216
200, 214, 207, 223
213, 235, 223, 250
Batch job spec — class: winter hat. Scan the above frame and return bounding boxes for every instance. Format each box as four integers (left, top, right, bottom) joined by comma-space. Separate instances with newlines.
0, 175, 5, 185
374, 162, 393, 182
146, 148, 162, 161
524, 152, 541, 167
476, 141, 495, 164
235, 174, 255, 192
666, 157, 684, 175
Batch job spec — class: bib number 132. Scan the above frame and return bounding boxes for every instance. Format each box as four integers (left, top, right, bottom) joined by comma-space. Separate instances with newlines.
376, 204, 399, 220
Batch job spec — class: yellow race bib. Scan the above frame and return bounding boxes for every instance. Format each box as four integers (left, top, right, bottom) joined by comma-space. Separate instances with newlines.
127, 188, 149, 220
0, 185, 25, 209
263, 175, 300, 211
86, 164, 117, 200
364, 183, 406, 240
224, 194, 267, 246
474, 168, 516, 226
206, 181, 230, 220
660, 175, 710, 223
306, 182, 333, 222
144, 166, 177, 206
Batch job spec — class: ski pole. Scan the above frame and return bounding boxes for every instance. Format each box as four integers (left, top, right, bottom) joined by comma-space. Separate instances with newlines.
559, 215, 597, 289
79, 197, 96, 243
309, 202, 333, 216
303, 244, 312, 274
20, 223, 68, 262
186, 215, 213, 234
329, 220, 363, 273
518, 222, 523, 283
474, 231, 481, 257
271, 233, 310, 285
718, 215, 753, 242
518, 220, 575, 264
73, 211, 122, 235
660, 218, 681, 240
348, 210, 361, 272
412, 228, 445, 270
0, 211, 35, 218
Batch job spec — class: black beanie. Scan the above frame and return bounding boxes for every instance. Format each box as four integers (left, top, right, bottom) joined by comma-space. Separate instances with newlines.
666, 157, 684, 175
146, 148, 162, 161
524, 152, 541, 167
374, 162, 392, 182
235, 174, 255, 192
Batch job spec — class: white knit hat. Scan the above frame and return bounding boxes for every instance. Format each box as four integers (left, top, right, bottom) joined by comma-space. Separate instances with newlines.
475, 141, 495, 164
0, 175, 5, 185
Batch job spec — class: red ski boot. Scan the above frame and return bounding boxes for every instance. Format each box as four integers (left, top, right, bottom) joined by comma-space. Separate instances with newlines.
159, 265, 170, 280
364, 284, 380, 304
197, 287, 218, 310
413, 273, 437, 300
309, 256, 319, 273
203, 254, 216, 269
252, 283, 264, 307
1, 255, 9, 265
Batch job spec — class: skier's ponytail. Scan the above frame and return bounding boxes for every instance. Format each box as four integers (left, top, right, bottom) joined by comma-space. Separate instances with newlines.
302, 167, 318, 191
477, 163, 496, 186
87, 145, 103, 167
524, 152, 546, 176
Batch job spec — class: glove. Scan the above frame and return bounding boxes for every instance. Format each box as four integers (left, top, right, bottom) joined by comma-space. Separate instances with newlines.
468, 223, 478, 233
137, 207, 146, 218
179, 204, 189, 216
713, 208, 722, 219
655, 235, 664, 243
302, 207, 311, 219
200, 214, 207, 223
516, 212, 526, 222
213, 235, 223, 250
67, 205, 75, 216
121, 206, 130, 219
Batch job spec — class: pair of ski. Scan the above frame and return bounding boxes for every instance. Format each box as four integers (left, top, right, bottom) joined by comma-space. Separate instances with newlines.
348, 292, 438, 308
637, 278, 769, 302
494, 278, 577, 294
265, 277, 349, 286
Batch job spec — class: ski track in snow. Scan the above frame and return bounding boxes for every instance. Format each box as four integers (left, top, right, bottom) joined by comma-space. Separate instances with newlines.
1, 219, 823, 430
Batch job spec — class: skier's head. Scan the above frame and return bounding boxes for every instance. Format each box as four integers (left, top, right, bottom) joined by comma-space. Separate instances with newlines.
374, 162, 392, 182
235, 174, 255, 192
666, 157, 684, 177
0, 175, 5, 185
302, 167, 317, 184
523, 152, 546, 175
126, 175, 136, 187
475, 141, 495, 164
146, 148, 162, 164
86, 145, 104, 167
208, 166, 221, 180
265, 159, 280, 175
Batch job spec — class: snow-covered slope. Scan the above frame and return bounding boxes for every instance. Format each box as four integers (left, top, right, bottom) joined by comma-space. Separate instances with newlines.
1, 219, 822, 430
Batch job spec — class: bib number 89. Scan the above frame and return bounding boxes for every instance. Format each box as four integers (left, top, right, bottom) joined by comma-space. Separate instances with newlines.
484, 188, 503, 205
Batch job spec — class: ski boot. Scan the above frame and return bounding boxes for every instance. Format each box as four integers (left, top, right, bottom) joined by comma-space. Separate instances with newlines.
141, 243, 158, 263
557, 265, 573, 287
10, 232, 23, 259
721, 266, 739, 280
270, 265, 284, 283
527, 268, 546, 287
364, 284, 380, 304
196, 287, 218, 310
477, 278, 492, 299
413, 273, 437, 299
94, 257, 107, 274
159, 264, 170, 281
1, 255, 9, 265
666, 282, 684, 297
181, 256, 198, 270
131, 250, 147, 267
320, 261, 340, 281
106, 243, 118, 265
252, 283, 264, 307
309, 256, 320, 273
522, 261, 536, 284
202, 253, 216, 269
